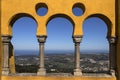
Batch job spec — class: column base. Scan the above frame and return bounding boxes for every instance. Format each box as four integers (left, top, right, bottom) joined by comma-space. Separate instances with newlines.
2, 67, 10, 75
110, 69, 116, 76
37, 68, 46, 76
74, 69, 82, 76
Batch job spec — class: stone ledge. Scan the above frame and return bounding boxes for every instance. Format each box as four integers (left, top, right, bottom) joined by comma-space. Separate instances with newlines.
8, 73, 115, 77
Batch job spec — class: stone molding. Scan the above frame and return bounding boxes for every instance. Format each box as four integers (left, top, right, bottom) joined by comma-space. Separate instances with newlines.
37, 36, 47, 43
73, 36, 83, 43
2, 35, 12, 43
107, 37, 116, 44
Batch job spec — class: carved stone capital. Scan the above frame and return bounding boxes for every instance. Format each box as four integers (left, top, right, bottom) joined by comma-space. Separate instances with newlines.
107, 37, 116, 44
73, 35, 83, 43
2, 35, 12, 43
37, 36, 47, 43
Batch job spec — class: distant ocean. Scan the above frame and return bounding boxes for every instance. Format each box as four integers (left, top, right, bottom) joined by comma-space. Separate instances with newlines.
14, 50, 74, 56
14, 50, 108, 56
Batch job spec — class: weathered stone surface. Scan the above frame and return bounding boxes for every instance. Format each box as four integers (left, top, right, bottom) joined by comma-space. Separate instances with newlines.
37, 36, 46, 76
37, 68, 46, 76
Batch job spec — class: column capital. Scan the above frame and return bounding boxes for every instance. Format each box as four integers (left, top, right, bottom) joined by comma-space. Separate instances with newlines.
37, 35, 47, 43
2, 35, 12, 43
107, 36, 116, 44
72, 35, 83, 43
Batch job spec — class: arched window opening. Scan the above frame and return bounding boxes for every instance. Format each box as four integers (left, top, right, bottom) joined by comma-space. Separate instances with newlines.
46, 17, 74, 74
11, 17, 39, 73
81, 17, 109, 73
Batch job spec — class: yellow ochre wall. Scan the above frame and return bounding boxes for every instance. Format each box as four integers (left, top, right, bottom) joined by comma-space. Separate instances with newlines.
0, 1, 2, 80
1, 0, 115, 37
1, 76, 117, 80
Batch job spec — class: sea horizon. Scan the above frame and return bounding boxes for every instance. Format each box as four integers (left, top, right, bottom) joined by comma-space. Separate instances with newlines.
14, 49, 109, 56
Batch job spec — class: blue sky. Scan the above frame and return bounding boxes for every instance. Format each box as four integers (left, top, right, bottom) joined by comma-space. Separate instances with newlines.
11, 7, 109, 54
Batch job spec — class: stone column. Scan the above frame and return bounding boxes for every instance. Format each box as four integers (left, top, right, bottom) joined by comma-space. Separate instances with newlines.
73, 36, 82, 76
2, 35, 11, 75
108, 37, 116, 76
37, 36, 47, 76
